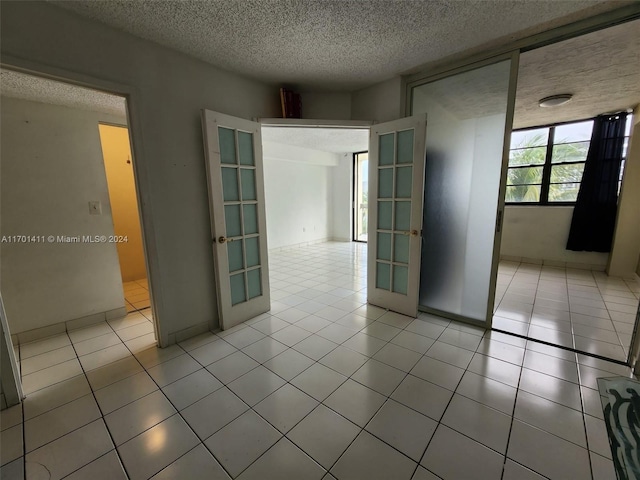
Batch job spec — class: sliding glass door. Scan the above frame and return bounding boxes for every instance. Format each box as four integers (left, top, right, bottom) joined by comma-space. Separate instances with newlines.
410, 54, 518, 326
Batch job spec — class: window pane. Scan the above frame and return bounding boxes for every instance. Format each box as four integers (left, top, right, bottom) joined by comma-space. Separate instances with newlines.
247, 269, 262, 299
219, 127, 236, 165
555, 121, 593, 143
510, 128, 548, 149
238, 131, 255, 166
395, 166, 412, 198
376, 262, 390, 290
241, 169, 257, 201
396, 130, 414, 164
378, 201, 392, 230
245, 236, 260, 267
394, 234, 409, 264
221, 167, 239, 201
551, 141, 589, 164
549, 183, 580, 202
377, 232, 391, 261
505, 185, 541, 203
378, 168, 393, 198
392, 265, 408, 295
395, 201, 411, 231
379, 134, 394, 166
243, 204, 258, 234
230, 272, 246, 305
508, 147, 546, 166
227, 240, 244, 272
550, 164, 585, 183
507, 166, 543, 185
225, 204, 242, 237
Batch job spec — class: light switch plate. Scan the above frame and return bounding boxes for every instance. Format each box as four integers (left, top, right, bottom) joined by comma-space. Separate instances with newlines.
89, 201, 102, 215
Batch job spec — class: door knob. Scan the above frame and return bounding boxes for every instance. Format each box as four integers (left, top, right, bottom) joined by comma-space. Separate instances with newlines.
218, 236, 227, 244
410, 230, 419, 237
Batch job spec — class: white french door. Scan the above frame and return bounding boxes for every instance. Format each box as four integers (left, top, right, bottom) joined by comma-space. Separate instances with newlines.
367, 115, 427, 318
202, 110, 271, 330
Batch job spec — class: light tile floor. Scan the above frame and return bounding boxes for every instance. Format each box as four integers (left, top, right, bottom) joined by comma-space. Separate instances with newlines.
494, 261, 640, 362
123, 278, 151, 313
1, 242, 635, 479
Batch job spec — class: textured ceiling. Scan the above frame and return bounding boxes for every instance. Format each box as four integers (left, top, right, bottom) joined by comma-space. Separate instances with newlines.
0, 69, 127, 118
262, 127, 369, 153
51, 0, 630, 91
513, 18, 640, 129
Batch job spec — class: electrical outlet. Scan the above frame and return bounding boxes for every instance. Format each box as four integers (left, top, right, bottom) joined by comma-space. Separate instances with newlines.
89, 201, 102, 215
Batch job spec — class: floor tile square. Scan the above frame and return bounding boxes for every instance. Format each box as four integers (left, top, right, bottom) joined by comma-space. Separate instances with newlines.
151, 444, 230, 479
288, 404, 360, 469
291, 363, 347, 401
331, 431, 416, 480
421, 425, 504, 479
205, 410, 281, 477
254, 384, 318, 433
181, 387, 248, 439
206, 351, 259, 384
263, 348, 314, 381
372, 343, 421, 372
236, 438, 325, 480
227, 366, 286, 406
391, 375, 452, 421
365, 399, 437, 461
410, 356, 464, 391
351, 359, 406, 396
324, 379, 386, 427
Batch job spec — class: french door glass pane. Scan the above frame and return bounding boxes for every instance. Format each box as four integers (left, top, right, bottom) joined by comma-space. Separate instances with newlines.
245, 237, 260, 267
392, 265, 408, 294
230, 273, 246, 305
247, 269, 262, 299
376, 262, 391, 290
243, 204, 258, 234
222, 167, 239, 201
379, 134, 394, 165
397, 130, 414, 164
378, 201, 392, 230
238, 131, 255, 165
377, 232, 391, 261
219, 127, 237, 164
241, 169, 257, 201
225, 205, 242, 237
378, 168, 393, 198
228, 241, 244, 272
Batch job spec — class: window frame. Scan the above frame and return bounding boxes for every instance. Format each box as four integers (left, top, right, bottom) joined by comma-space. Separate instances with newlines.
506, 117, 596, 206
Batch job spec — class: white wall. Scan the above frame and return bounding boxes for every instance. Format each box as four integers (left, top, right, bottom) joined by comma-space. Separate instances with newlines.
301, 92, 352, 120
609, 110, 640, 276
501, 206, 609, 267
0, 97, 126, 334
263, 159, 333, 249
1, 1, 281, 343
332, 154, 353, 241
351, 77, 403, 122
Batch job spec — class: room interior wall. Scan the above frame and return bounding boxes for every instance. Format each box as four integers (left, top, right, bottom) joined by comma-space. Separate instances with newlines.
1, 1, 281, 343
351, 76, 403, 123
0, 97, 126, 335
301, 92, 352, 120
501, 206, 609, 267
99, 124, 147, 282
608, 109, 640, 276
263, 142, 338, 249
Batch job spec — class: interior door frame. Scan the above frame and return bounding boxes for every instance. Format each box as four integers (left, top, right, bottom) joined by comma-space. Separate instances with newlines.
0, 57, 166, 346
406, 51, 520, 328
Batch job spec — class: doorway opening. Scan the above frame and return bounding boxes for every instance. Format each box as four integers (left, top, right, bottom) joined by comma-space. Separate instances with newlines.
98, 124, 150, 313
0, 68, 159, 378
353, 151, 369, 242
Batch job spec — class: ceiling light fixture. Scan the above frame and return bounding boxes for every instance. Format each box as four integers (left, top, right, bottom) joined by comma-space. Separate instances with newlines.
539, 94, 573, 108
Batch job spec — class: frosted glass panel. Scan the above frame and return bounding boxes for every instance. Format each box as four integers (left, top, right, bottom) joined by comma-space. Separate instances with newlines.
377, 232, 391, 261
247, 269, 262, 299
412, 59, 511, 323
228, 240, 244, 272
378, 168, 393, 198
238, 131, 255, 165
245, 236, 260, 267
225, 205, 242, 237
230, 273, 246, 305
395, 167, 412, 198
395, 201, 410, 231
394, 234, 409, 264
397, 130, 414, 164
219, 127, 236, 164
393, 265, 408, 295
243, 204, 258, 234
376, 262, 390, 290
241, 169, 257, 201
378, 201, 392, 230
379, 134, 394, 166
222, 167, 239, 201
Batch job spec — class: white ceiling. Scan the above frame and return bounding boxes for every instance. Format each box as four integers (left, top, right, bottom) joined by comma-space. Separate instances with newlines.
0, 70, 127, 118
513, 18, 640, 128
262, 127, 369, 153
51, 0, 631, 91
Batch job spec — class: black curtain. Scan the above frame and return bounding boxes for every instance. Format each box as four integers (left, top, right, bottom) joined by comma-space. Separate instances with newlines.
566, 113, 628, 252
